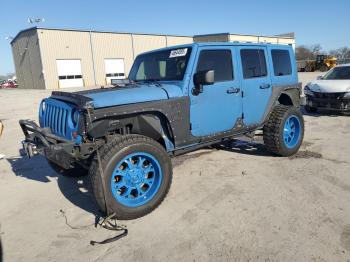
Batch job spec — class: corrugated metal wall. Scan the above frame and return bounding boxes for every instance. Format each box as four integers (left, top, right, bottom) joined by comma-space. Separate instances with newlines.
132, 34, 167, 57
90, 32, 134, 86
11, 30, 44, 89
166, 36, 193, 46
229, 34, 259, 43
38, 29, 96, 89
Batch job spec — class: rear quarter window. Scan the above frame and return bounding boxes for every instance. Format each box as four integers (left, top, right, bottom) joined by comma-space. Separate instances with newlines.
271, 49, 292, 76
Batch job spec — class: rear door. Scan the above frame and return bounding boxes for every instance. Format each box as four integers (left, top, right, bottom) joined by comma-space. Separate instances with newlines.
189, 46, 242, 137
238, 47, 272, 126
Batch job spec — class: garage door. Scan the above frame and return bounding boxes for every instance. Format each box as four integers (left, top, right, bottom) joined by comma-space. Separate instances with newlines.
104, 59, 125, 84
56, 59, 84, 88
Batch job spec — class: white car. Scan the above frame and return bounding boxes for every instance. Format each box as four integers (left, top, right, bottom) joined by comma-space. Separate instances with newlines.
304, 64, 350, 112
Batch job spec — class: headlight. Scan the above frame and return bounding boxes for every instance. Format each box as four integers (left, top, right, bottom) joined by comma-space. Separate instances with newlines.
72, 110, 79, 126
304, 85, 314, 96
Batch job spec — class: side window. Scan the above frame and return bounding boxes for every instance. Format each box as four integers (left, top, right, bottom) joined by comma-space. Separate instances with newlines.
240, 49, 267, 79
271, 49, 292, 76
196, 50, 233, 82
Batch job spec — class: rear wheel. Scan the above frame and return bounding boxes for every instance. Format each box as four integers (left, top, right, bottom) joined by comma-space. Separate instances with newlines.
263, 105, 304, 156
89, 135, 172, 220
319, 64, 329, 72
305, 64, 313, 72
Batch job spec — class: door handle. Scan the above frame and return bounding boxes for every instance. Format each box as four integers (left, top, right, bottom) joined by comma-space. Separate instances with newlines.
227, 87, 240, 94
260, 83, 271, 89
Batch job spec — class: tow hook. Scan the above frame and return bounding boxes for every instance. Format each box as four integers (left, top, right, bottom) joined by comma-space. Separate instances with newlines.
22, 141, 38, 158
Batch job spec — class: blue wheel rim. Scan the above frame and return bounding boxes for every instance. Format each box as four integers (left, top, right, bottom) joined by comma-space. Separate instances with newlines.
110, 152, 163, 207
283, 115, 301, 149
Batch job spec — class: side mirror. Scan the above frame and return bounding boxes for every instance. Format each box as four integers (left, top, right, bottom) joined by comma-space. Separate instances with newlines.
193, 70, 214, 95
316, 75, 323, 80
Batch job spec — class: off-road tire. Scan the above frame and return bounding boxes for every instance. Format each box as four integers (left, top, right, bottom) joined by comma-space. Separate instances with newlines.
89, 134, 172, 220
48, 160, 88, 177
304, 105, 318, 113
305, 64, 313, 72
263, 105, 304, 156
319, 64, 329, 72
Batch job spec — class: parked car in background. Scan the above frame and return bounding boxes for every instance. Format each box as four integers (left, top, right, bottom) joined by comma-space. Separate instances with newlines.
304, 64, 350, 112
0, 80, 17, 89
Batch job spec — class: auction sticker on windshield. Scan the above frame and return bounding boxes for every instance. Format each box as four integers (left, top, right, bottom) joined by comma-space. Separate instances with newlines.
169, 48, 188, 58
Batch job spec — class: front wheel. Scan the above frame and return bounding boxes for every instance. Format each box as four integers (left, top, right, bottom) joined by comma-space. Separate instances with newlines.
89, 135, 172, 220
263, 105, 304, 156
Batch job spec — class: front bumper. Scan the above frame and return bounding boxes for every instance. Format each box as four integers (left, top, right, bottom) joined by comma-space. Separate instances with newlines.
305, 95, 350, 112
19, 120, 76, 169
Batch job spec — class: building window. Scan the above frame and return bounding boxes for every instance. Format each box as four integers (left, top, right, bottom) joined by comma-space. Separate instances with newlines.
271, 49, 292, 76
196, 50, 233, 82
240, 49, 268, 79
106, 73, 125, 77
58, 75, 82, 80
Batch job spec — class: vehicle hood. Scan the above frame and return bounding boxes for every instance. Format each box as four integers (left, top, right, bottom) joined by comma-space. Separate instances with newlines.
81, 83, 183, 108
308, 80, 350, 93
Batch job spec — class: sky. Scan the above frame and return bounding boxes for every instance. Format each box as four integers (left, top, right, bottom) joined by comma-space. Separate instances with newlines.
1, 0, 350, 75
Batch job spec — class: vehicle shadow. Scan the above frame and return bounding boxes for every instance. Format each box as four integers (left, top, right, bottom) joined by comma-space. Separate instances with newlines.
301, 106, 349, 117
6, 153, 100, 216
213, 138, 275, 157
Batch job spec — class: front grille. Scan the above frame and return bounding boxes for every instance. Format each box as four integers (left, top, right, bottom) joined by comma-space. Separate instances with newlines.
308, 91, 350, 110
43, 103, 69, 136
313, 92, 345, 99
39, 98, 79, 140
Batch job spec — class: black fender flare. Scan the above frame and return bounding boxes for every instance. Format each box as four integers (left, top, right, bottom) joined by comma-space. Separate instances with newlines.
261, 83, 302, 124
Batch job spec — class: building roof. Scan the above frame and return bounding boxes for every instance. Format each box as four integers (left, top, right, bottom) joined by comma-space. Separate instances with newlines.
10, 26, 193, 45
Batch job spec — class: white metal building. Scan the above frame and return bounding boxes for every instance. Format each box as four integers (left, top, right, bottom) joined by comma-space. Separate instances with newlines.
194, 32, 295, 49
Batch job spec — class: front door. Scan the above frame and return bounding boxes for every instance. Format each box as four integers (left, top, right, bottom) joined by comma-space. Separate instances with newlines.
189, 47, 242, 137
238, 47, 272, 126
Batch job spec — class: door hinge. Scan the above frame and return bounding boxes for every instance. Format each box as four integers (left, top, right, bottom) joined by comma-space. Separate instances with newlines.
241, 91, 244, 98
190, 123, 192, 130
242, 113, 244, 119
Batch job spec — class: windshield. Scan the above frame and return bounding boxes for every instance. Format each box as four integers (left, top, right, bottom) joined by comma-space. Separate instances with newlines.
129, 47, 192, 82
323, 66, 350, 80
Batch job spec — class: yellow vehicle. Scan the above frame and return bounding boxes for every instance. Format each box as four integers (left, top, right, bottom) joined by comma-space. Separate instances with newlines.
304, 55, 337, 72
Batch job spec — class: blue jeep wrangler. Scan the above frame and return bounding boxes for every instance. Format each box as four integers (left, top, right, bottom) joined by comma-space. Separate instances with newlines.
20, 42, 304, 219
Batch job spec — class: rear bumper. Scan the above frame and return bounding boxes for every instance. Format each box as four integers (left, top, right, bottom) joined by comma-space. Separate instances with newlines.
19, 120, 76, 169
305, 96, 350, 112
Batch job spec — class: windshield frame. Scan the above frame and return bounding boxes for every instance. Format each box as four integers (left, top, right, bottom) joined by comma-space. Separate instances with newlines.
322, 66, 350, 80
128, 47, 192, 82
